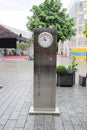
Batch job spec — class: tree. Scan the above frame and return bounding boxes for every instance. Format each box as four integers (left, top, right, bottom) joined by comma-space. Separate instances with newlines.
83, 23, 87, 37
17, 42, 29, 50
26, 0, 76, 42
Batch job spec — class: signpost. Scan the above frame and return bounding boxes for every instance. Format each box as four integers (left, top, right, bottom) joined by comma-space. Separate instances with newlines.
29, 28, 59, 114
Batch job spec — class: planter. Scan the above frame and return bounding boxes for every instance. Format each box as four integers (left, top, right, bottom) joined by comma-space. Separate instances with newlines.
79, 75, 86, 87
57, 73, 75, 87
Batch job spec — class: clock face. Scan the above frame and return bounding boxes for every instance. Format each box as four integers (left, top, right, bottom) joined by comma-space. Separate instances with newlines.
38, 32, 53, 48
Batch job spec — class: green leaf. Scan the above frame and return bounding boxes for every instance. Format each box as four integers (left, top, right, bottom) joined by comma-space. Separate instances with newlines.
26, 0, 76, 42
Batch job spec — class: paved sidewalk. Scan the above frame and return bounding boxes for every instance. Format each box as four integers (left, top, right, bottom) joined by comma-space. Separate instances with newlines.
0, 59, 87, 130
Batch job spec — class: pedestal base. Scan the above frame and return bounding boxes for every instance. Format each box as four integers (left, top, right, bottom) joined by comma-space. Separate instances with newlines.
29, 106, 60, 115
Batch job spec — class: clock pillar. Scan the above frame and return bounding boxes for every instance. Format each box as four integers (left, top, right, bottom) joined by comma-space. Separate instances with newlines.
29, 28, 59, 114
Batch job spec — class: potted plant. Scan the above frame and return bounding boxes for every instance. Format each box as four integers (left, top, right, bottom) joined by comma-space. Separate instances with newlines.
56, 65, 67, 75
67, 56, 78, 84
67, 56, 78, 73
56, 56, 78, 86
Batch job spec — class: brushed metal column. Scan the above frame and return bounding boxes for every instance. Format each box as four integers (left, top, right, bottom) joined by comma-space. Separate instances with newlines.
29, 28, 59, 114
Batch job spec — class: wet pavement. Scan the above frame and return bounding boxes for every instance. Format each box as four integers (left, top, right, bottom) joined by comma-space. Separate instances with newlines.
0, 56, 86, 130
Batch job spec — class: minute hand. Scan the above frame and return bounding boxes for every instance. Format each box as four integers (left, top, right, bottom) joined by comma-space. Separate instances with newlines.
43, 37, 46, 41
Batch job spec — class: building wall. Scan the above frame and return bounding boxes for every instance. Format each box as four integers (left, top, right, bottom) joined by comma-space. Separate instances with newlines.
71, 47, 87, 61
63, 0, 87, 61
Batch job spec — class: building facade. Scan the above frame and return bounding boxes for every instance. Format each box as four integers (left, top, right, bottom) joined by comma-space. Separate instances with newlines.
63, 0, 87, 60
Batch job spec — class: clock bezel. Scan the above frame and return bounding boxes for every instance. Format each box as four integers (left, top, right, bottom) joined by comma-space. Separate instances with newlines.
38, 32, 53, 48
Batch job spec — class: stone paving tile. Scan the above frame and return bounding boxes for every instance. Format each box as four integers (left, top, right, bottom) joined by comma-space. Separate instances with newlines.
0, 114, 9, 125
15, 116, 27, 128
14, 128, 24, 130
76, 113, 87, 123
73, 103, 83, 113
0, 59, 87, 130
10, 112, 19, 120
24, 115, 35, 130
81, 122, 87, 130
63, 121, 74, 130
19, 103, 30, 116
44, 115, 54, 130
61, 112, 71, 122
0, 125, 4, 130
74, 125, 85, 130
3, 120, 16, 130
70, 116, 82, 125
34, 115, 44, 130
59, 105, 67, 113
54, 116, 64, 130
4, 107, 15, 115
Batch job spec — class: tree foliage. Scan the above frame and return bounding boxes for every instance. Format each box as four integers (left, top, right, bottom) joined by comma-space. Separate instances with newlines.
83, 23, 87, 37
26, 0, 76, 42
17, 43, 29, 50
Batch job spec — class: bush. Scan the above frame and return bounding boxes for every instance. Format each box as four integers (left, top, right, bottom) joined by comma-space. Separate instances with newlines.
56, 65, 67, 74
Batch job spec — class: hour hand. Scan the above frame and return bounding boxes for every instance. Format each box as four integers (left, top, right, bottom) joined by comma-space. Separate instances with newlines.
43, 37, 46, 41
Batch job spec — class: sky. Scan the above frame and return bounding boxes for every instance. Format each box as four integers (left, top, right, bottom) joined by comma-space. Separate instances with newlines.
0, 0, 71, 31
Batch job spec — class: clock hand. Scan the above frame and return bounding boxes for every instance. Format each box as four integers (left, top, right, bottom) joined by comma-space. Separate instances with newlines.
43, 37, 46, 41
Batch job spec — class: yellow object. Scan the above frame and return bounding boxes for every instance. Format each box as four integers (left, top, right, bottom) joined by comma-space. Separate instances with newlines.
71, 47, 87, 61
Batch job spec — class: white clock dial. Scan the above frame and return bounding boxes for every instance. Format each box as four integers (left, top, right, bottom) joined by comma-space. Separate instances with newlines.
38, 32, 53, 48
